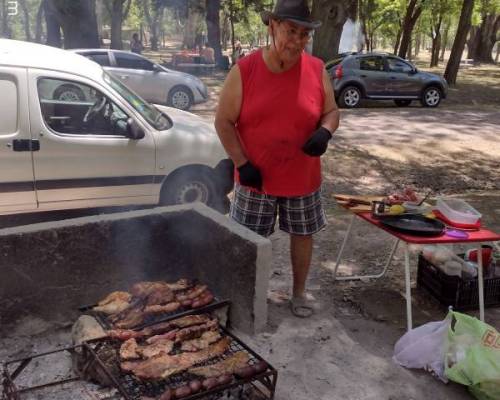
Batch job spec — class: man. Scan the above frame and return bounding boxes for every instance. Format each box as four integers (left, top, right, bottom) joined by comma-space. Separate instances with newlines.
130, 33, 143, 54
215, 0, 339, 318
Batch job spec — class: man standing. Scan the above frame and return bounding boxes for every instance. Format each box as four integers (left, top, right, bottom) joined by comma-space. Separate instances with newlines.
215, 0, 339, 317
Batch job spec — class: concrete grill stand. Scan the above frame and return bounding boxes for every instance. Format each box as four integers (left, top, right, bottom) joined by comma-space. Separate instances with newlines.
0, 203, 271, 334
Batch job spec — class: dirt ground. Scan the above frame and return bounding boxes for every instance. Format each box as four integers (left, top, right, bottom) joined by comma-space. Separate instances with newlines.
1, 48, 499, 399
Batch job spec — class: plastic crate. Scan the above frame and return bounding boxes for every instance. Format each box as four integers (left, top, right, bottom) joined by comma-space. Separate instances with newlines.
417, 255, 500, 310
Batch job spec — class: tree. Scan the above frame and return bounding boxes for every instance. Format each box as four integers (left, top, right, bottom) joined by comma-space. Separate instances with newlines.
1, 0, 13, 38
142, 0, 167, 50
19, 0, 31, 41
35, 0, 45, 43
43, 0, 61, 47
398, 0, 426, 59
105, 0, 132, 49
311, 0, 357, 61
206, 0, 223, 62
445, 0, 475, 84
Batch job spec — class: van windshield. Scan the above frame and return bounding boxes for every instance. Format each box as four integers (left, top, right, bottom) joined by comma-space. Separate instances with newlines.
104, 72, 170, 130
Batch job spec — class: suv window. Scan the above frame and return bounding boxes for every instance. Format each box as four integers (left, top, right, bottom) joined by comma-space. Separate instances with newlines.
0, 78, 18, 134
84, 52, 111, 67
37, 78, 129, 136
358, 56, 384, 72
387, 57, 414, 73
114, 53, 154, 70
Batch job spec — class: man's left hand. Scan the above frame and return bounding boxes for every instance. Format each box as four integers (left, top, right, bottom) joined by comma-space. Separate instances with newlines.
302, 126, 332, 157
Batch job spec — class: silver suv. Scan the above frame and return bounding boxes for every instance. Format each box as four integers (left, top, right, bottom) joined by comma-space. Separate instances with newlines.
327, 52, 448, 108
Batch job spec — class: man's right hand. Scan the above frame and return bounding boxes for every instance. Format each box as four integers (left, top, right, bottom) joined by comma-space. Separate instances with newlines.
237, 161, 262, 190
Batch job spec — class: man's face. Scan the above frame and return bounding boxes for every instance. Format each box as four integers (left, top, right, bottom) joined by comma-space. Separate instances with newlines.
270, 19, 313, 63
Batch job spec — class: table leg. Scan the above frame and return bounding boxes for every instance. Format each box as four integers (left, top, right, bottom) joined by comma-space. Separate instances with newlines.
477, 243, 485, 322
332, 214, 355, 280
404, 243, 412, 331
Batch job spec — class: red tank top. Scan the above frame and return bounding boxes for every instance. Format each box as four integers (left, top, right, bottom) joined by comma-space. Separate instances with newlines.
236, 49, 325, 196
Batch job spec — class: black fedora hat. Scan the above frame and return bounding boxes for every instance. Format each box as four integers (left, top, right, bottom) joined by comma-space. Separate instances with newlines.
261, 0, 321, 29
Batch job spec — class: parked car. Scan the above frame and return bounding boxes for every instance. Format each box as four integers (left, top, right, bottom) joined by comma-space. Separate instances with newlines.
65, 49, 209, 111
0, 39, 232, 216
326, 52, 448, 108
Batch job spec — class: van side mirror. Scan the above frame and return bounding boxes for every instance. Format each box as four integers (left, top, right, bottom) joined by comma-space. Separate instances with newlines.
126, 118, 145, 140
410, 68, 418, 74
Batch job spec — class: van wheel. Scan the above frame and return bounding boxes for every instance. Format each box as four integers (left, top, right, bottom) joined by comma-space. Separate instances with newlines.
168, 86, 193, 110
160, 168, 218, 208
421, 86, 442, 107
53, 84, 86, 102
339, 86, 361, 108
394, 99, 412, 107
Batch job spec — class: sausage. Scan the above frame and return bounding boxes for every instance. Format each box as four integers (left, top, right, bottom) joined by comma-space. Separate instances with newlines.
192, 292, 214, 308
202, 377, 219, 390
158, 388, 173, 400
234, 365, 256, 379
181, 299, 192, 308
216, 374, 232, 386
174, 385, 192, 399
253, 360, 268, 374
189, 379, 202, 393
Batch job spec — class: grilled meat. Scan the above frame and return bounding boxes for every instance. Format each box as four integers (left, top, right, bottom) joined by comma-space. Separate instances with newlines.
166, 278, 192, 292
122, 337, 231, 380
131, 282, 169, 298
175, 319, 218, 343
120, 338, 140, 360
188, 352, 250, 378
145, 285, 175, 306
144, 302, 181, 315
146, 329, 179, 344
113, 305, 145, 329
172, 314, 211, 328
175, 285, 208, 302
93, 291, 131, 315
181, 331, 222, 352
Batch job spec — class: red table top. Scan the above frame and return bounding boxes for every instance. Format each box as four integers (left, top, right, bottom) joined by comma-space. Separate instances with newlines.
356, 212, 500, 244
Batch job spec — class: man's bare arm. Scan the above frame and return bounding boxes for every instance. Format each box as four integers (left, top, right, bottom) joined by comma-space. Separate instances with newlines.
214, 66, 247, 167
319, 68, 340, 134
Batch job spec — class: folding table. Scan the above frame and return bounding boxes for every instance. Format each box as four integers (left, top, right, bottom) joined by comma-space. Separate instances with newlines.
332, 207, 500, 331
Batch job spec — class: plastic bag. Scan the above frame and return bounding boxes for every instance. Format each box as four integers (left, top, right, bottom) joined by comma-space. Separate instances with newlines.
445, 311, 500, 400
393, 313, 452, 382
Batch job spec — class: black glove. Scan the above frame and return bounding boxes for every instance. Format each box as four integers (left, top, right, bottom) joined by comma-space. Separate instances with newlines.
302, 126, 332, 157
237, 161, 262, 190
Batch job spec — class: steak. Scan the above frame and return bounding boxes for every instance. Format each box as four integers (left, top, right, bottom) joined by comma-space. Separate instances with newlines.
188, 352, 250, 378
180, 331, 222, 352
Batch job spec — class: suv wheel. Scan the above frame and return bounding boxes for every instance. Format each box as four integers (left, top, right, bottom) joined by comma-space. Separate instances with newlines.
53, 84, 86, 102
168, 86, 193, 110
339, 86, 361, 108
394, 99, 412, 107
421, 87, 442, 107
160, 167, 217, 207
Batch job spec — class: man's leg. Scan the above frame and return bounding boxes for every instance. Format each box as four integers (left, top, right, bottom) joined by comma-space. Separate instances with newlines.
290, 234, 313, 298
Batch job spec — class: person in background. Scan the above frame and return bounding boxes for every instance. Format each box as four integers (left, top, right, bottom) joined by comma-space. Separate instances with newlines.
214, 0, 340, 318
200, 44, 215, 64
231, 41, 243, 66
130, 33, 143, 54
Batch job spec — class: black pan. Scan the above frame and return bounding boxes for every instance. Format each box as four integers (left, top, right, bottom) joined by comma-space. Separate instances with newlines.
379, 214, 445, 236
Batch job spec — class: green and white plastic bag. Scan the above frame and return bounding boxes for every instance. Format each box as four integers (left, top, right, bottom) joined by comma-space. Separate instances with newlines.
445, 311, 500, 400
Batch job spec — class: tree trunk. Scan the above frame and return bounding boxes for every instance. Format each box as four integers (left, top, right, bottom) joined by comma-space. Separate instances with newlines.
467, 25, 479, 59
311, 0, 355, 61
474, 14, 500, 63
444, 0, 474, 84
398, 0, 425, 59
143, 0, 164, 51
496, 42, 499, 63
394, 19, 403, 54
440, 21, 450, 61
1, 0, 12, 38
430, 16, 442, 67
205, 0, 222, 63
44, 0, 61, 47
19, 0, 31, 41
35, 0, 44, 43
183, 3, 198, 49
110, 0, 125, 49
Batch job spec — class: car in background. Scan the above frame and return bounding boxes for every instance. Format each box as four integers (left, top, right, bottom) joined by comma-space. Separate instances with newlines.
326, 52, 448, 108
0, 39, 232, 216
57, 49, 208, 111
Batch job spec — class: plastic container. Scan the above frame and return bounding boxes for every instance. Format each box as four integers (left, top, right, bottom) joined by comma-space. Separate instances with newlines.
417, 255, 500, 311
435, 198, 481, 225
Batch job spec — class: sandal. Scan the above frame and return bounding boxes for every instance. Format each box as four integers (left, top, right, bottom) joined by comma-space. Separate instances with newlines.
290, 296, 314, 318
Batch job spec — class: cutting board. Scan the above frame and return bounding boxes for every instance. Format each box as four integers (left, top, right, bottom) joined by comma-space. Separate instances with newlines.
334, 194, 384, 213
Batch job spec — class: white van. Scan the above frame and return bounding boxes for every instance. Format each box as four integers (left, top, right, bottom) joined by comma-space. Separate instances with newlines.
0, 39, 233, 215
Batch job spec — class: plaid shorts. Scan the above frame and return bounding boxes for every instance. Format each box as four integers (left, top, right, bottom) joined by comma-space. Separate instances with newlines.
230, 184, 327, 237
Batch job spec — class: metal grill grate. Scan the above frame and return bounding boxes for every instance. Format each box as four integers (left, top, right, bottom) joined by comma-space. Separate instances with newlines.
87, 326, 277, 400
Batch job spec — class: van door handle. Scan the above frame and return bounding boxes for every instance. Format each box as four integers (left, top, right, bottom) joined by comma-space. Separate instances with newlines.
12, 139, 40, 152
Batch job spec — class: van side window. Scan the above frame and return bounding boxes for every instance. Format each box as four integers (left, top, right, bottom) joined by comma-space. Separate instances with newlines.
37, 78, 129, 137
387, 58, 413, 73
0, 78, 18, 134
